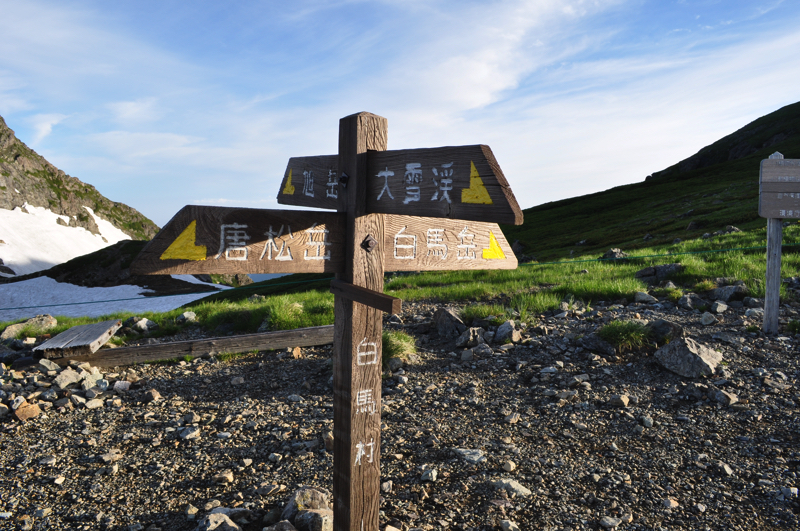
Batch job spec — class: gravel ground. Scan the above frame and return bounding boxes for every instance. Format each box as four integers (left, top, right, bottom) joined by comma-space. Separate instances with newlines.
1, 294, 799, 531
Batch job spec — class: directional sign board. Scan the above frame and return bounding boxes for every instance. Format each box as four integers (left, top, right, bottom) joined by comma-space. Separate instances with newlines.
279, 144, 523, 225
131, 112, 523, 531
131, 206, 345, 275
759, 156, 800, 218
131, 208, 516, 275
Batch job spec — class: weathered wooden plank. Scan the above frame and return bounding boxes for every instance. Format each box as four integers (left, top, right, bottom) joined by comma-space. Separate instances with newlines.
130, 206, 345, 275
333, 112, 386, 531
759, 157, 800, 182
34, 320, 122, 359
764, 218, 782, 334
383, 215, 517, 271
52, 325, 335, 368
278, 145, 524, 226
278, 154, 341, 209
330, 279, 402, 314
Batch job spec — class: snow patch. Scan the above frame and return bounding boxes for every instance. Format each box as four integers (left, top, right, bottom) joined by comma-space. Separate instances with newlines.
0, 204, 132, 276
0, 276, 222, 322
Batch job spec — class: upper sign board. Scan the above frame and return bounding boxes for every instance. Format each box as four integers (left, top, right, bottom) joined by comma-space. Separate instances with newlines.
278, 145, 523, 225
759, 156, 800, 218
130, 206, 517, 275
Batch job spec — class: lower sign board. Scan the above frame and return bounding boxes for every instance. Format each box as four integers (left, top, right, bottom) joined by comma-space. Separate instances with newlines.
759, 156, 800, 218
131, 207, 517, 275
130, 206, 345, 275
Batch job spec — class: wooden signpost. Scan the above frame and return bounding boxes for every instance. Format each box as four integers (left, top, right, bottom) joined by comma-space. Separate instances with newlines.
759, 151, 800, 333
132, 112, 523, 531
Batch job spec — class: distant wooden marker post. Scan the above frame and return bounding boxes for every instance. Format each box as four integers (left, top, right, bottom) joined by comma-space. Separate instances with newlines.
132, 112, 523, 531
759, 151, 800, 334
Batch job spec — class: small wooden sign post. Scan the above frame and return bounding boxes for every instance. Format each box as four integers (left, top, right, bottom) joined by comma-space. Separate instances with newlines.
132, 112, 523, 531
759, 151, 800, 334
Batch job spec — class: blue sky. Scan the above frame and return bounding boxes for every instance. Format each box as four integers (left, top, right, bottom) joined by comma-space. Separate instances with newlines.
1, 0, 799, 227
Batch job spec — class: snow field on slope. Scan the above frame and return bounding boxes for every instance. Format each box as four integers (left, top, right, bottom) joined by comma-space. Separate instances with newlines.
0, 204, 131, 276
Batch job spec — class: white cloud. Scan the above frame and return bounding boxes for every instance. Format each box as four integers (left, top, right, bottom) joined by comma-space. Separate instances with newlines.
30, 113, 68, 144
107, 98, 160, 124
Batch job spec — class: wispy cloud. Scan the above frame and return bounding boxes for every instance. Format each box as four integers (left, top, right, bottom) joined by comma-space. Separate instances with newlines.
30, 113, 68, 145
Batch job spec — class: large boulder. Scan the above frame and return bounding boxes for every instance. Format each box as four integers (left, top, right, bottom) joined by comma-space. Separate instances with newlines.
654, 338, 722, 378
432, 308, 466, 339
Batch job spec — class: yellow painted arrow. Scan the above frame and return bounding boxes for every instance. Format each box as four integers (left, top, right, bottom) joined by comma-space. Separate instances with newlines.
160, 220, 207, 261
482, 231, 506, 260
461, 161, 493, 204
282, 168, 296, 195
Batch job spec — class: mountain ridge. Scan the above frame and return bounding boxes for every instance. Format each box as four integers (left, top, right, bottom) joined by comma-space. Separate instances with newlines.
0, 115, 158, 240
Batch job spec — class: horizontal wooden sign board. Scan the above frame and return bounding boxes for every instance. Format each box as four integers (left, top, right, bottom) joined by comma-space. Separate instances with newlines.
131, 206, 346, 275
131, 207, 517, 275
759, 157, 800, 218
383, 215, 517, 272
278, 145, 523, 225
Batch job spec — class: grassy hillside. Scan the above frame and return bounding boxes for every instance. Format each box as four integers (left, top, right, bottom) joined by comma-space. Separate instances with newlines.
502, 101, 800, 261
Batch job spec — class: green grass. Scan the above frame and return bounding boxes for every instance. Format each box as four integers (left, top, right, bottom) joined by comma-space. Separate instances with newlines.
382, 330, 416, 368
787, 320, 800, 334
597, 321, 651, 352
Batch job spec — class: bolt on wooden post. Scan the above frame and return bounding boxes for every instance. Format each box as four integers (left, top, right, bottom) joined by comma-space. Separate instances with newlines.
130, 111, 524, 531
759, 151, 800, 334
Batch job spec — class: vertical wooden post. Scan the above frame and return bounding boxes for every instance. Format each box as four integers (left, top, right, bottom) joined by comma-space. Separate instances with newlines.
333, 112, 388, 531
763, 217, 783, 334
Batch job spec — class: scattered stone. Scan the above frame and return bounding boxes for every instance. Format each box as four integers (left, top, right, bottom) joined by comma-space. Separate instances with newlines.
453, 448, 487, 465
710, 389, 738, 406
455, 327, 485, 348
578, 333, 615, 356
421, 468, 438, 482
294, 509, 333, 531
707, 285, 747, 302
503, 460, 516, 472
663, 498, 680, 509
281, 487, 331, 522
710, 301, 728, 313
601, 248, 628, 260
600, 516, 622, 528
0, 314, 57, 340
654, 337, 722, 378
212, 470, 234, 484
143, 389, 162, 402
176, 311, 197, 324
14, 402, 41, 421
634, 291, 657, 303
609, 395, 629, 408
677, 293, 705, 311
432, 308, 466, 338
700, 312, 717, 326
491, 478, 531, 497
193, 513, 240, 531
494, 320, 521, 344
500, 520, 521, 531
745, 308, 764, 318
646, 319, 684, 342
230, 376, 245, 386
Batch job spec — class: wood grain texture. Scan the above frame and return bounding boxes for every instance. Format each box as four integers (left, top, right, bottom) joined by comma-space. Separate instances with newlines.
330, 279, 402, 314
759, 158, 800, 182
34, 319, 121, 359
333, 112, 387, 531
277, 154, 341, 209
52, 325, 334, 368
759, 192, 800, 219
275, 145, 524, 227
764, 218, 782, 334
365, 144, 523, 225
759, 158, 800, 218
383, 215, 517, 272
130, 206, 346, 275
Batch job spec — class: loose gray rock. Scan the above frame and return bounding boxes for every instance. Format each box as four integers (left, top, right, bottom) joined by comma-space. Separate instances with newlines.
455, 328, 485, 348
745, 308, 764, 318
707, 285, 747, 302
432, 308, 466, 338
710, 301, 728, 314
654, 337, 722, 378
646, 319, 684, 342
491, 478, 531, 497
263, 522, 297, 531
634, 291, 657, 303
743, 297, 764, 308
471, 343, 493, 357
700, 312, 717, 326
176, 311, 197, 324
193, 513, 240, 531
494, 320, 521, 344
578, 333, 615, 356
53, 368, 82, 389
678, 293, 706, 311
281, 487, 331, 522
601, 248, 628, 260
294, 509, 333, 531
600, 516, 622, 528
0, 314, 57, 341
